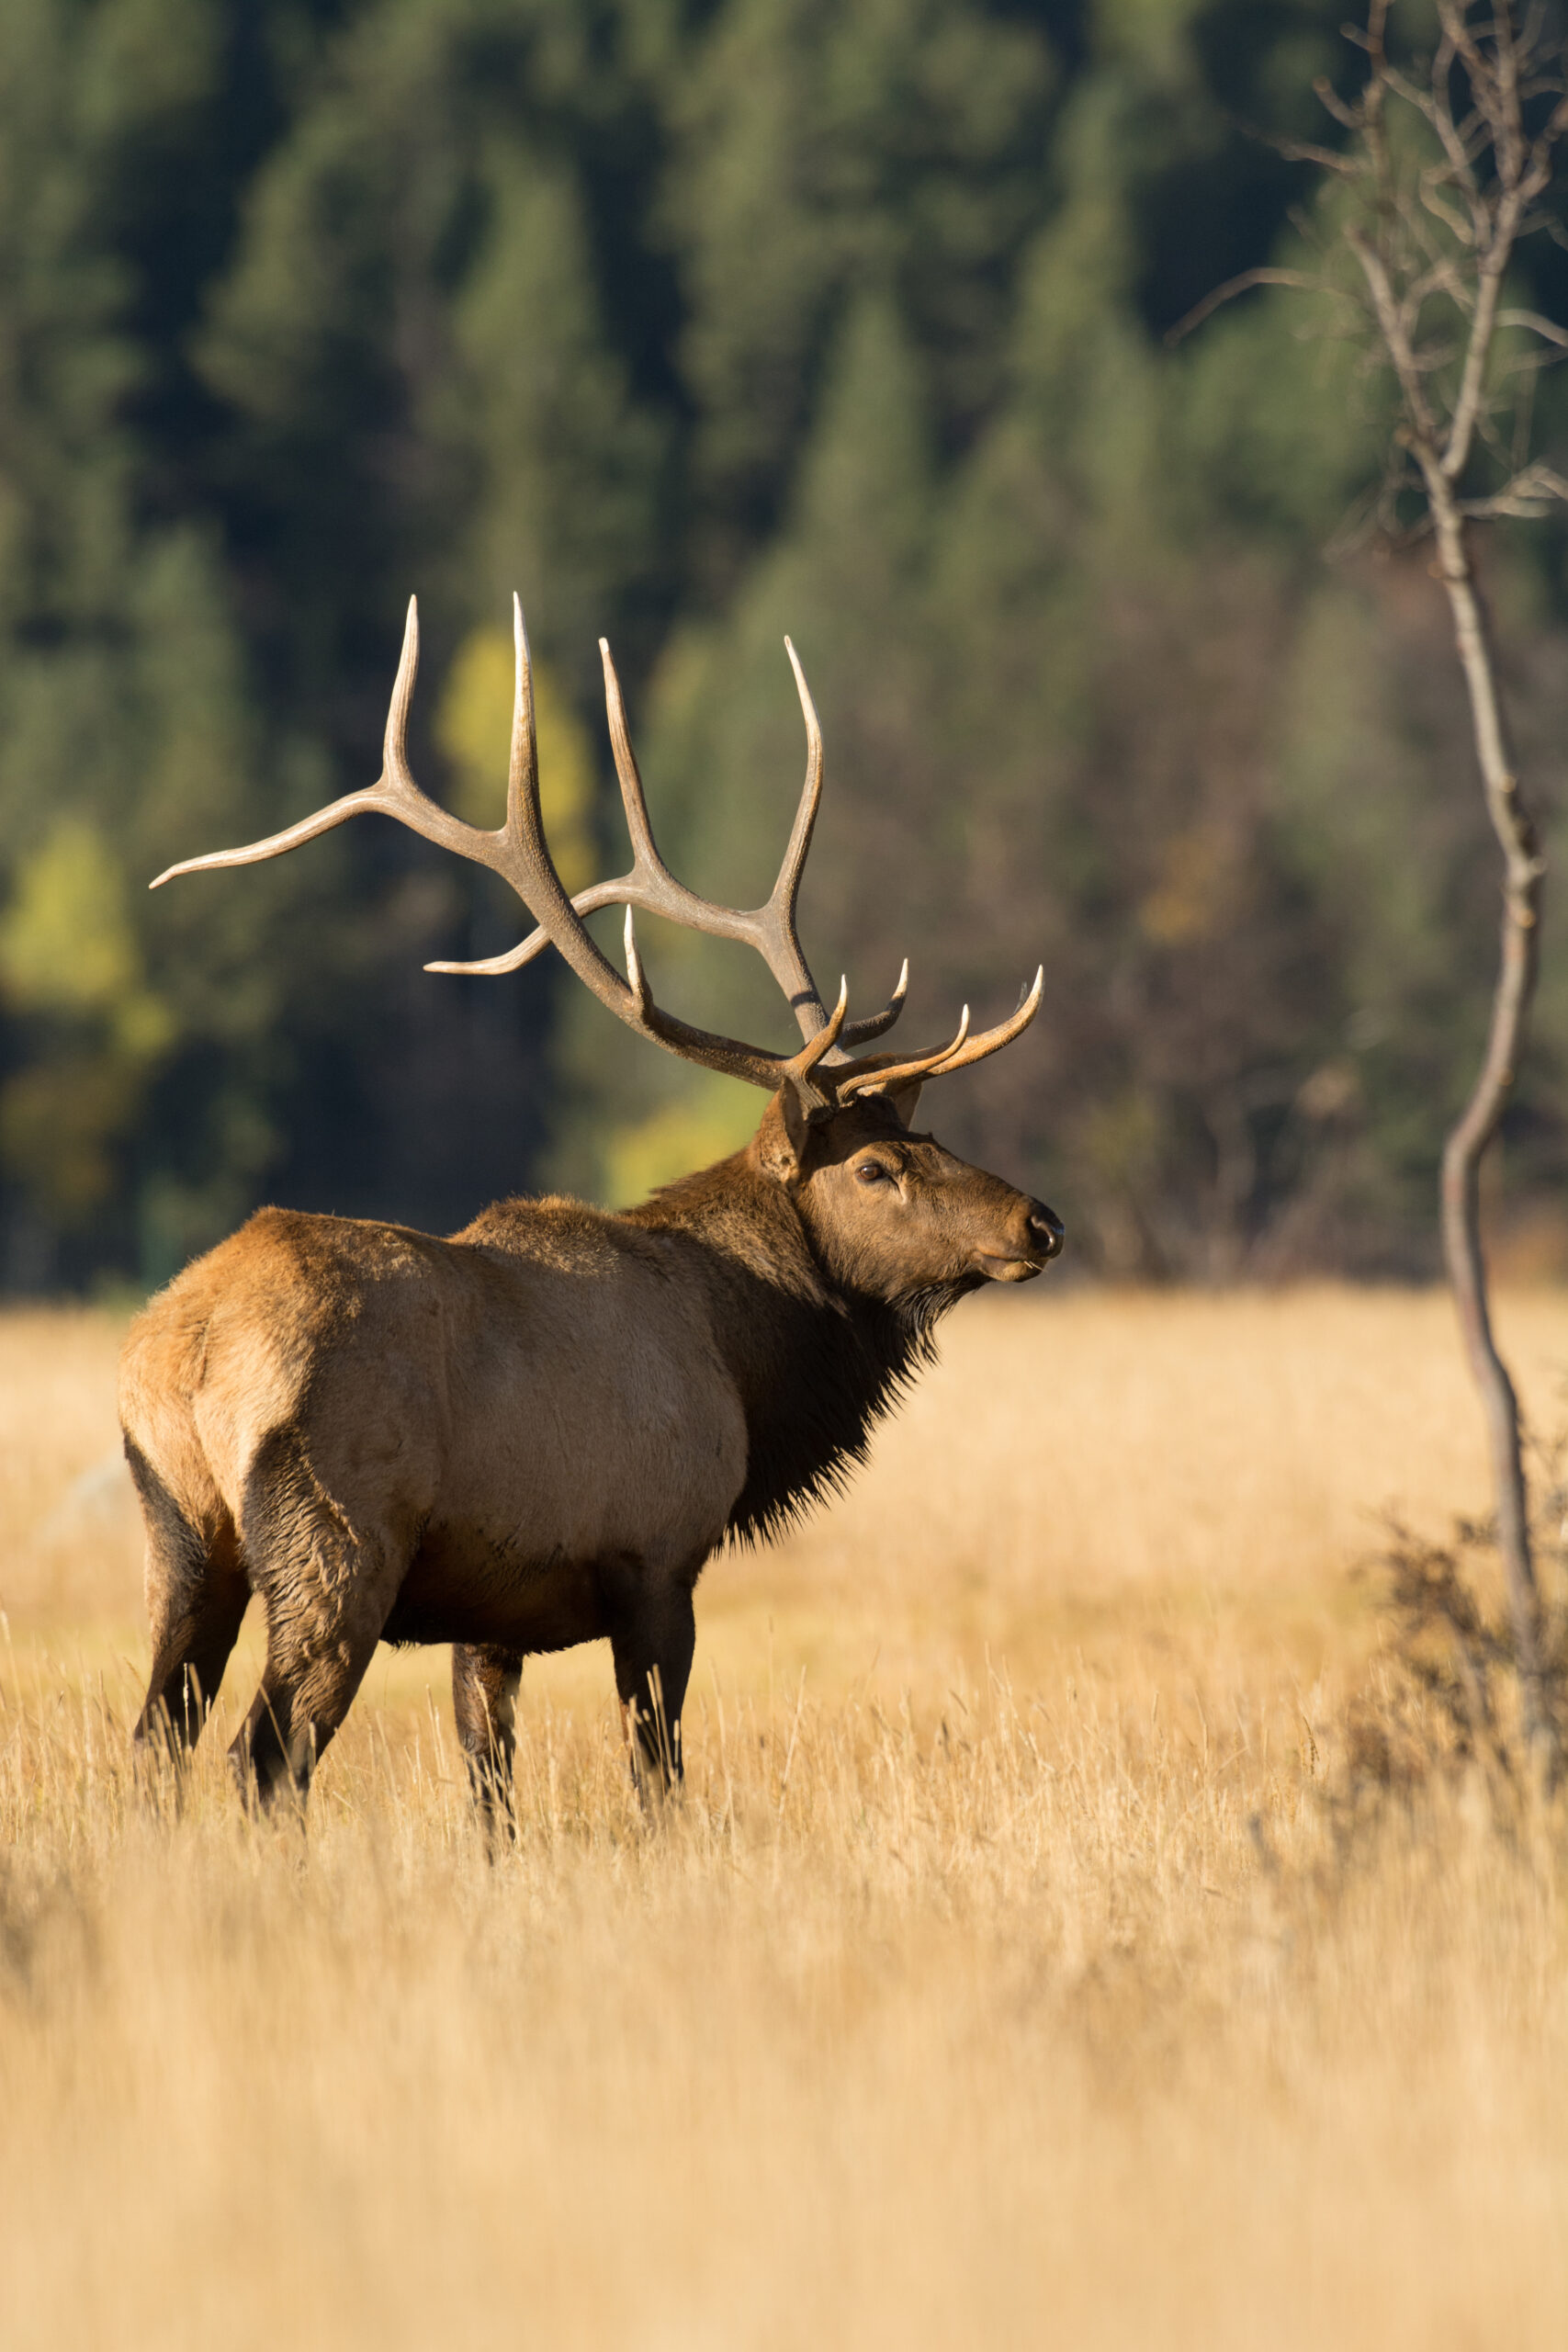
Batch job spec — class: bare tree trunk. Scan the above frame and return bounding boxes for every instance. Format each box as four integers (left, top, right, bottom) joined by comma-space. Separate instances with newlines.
1342, 0, 1556, 1731
1182, 1, 1564, 1745
1422, 483, 1546, 1715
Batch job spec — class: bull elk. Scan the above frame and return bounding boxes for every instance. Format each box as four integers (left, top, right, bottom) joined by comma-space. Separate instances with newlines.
120, 598, 1062, 1819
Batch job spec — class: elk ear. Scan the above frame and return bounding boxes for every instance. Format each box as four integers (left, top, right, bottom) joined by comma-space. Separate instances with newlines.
883, 1079, 924, 1127
752, 1087, 814, 1188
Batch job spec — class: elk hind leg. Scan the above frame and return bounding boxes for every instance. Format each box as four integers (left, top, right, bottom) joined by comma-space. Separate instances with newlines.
452, 1643, 523, 1845
234, 1586, 391, 1808
129, 1441, 248, 1760
232, 1436, 401, 1808
602, 1565, 697, 1794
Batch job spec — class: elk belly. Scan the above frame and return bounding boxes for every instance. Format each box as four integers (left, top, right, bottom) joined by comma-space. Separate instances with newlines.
380, 1533, 608, 1655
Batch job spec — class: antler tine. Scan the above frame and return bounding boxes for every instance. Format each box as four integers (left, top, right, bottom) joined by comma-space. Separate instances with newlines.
383, 592, 421, 789
838, 967, 1044, 1099
599, 637, 665, 879
925, 967, 1044, 1075
775, 639, 823, 901
761, 637, 830, 1040
840, 957, 908, 1048
426, 604, 563, 973
505, 592, 538, 838
424, 928, 552, 977
623, 905, 651, 1018
152, 598, 489, 891
845, 1004, 971, 1097
784, 976, 851, 1114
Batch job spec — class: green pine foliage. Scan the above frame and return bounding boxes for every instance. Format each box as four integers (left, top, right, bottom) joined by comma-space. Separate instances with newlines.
1, 0, 1564, 1285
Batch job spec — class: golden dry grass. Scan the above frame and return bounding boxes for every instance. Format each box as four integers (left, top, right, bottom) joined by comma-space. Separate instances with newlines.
1, 1286, 1565, 2349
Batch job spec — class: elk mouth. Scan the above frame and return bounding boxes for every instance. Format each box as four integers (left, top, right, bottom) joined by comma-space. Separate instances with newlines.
973, 1251, 1050, 1283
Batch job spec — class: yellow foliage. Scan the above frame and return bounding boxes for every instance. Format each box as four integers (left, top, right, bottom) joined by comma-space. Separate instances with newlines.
0, 821, 139, 1015
0, 822, 175, 1216
0, 819, 174, 1053
601, 1073, 761, 1205
434, 627, 595, 893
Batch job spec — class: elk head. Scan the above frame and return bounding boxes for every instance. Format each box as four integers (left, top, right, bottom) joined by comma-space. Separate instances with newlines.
152, 597, 1061, 1277
750, 1091, 1063, 1318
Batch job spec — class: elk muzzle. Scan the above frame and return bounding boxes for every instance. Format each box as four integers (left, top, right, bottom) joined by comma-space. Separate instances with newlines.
974, 1195, 1065, 1282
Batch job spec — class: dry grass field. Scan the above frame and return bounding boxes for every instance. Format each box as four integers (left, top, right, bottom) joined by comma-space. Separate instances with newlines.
1, 1285, 1565, 2348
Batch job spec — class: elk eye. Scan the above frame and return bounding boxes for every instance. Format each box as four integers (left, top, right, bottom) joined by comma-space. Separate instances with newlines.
856, 1159, 893, 1186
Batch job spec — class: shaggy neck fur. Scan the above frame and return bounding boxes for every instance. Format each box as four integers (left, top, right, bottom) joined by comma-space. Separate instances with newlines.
625, 1151, 961, 1545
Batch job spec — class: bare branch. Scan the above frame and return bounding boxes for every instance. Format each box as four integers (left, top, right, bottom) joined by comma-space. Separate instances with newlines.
1314, 74, 1364, 131
1347, 228, 1442, 446
1276, 134, 1365, 174
1497, 305, 1568, 345
1165, 266, 1326, 345
1418, 173, 1482, 243
1460, 457, 1568, 514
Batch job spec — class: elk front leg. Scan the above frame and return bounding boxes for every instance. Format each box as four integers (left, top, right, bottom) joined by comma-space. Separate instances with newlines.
452, 1642, 523, 1843
601, 1565, 696, 1793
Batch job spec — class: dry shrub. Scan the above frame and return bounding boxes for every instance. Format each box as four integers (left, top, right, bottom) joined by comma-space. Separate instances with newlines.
1339, 1457, 1568, 1814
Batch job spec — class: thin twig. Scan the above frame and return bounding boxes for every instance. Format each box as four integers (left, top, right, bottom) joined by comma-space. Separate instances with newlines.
1165, 266, 1321, 345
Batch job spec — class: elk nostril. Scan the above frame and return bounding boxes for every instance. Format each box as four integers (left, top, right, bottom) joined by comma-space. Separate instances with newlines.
1028, 1204, 1065, 1258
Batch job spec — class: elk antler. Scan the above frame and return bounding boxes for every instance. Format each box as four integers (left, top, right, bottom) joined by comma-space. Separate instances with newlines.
833, 969, 1046, 1102
431, 633, 904, 1053
152, 597, 1043, 1111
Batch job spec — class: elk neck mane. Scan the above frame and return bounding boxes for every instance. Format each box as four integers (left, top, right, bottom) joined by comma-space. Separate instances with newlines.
621, 1150, 952, 1547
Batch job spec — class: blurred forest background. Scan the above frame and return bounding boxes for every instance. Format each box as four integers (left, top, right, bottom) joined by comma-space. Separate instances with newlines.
4, 0, 1568, 1295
